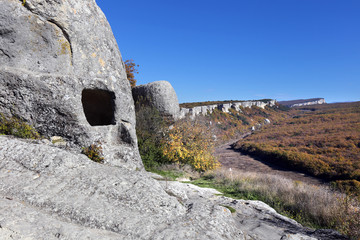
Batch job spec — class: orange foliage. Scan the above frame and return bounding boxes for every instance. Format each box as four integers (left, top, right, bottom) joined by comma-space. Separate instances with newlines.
161, 119, 220, 171
124, 59, 139, 88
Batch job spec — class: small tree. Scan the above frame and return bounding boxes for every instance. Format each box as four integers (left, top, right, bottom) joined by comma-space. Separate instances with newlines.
124, 59, 139, 88
161, 119, 220, 171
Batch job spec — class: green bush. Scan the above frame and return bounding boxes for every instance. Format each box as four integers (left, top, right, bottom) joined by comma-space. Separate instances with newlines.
0, 114, 40, 139
82, 142, 104, 163
135, 99, 170, 170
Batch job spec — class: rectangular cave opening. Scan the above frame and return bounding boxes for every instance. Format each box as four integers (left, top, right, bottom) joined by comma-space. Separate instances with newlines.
81, 89, 116, 126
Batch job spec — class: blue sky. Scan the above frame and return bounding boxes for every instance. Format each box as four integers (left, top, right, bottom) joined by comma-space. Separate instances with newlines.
96, 0, 360, 103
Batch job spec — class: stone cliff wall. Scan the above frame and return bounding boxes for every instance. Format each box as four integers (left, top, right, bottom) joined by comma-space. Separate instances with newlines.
179, 100, 277, 119
278, 98, 326, 108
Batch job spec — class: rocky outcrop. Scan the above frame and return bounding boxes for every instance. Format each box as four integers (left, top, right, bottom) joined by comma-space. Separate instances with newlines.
0, 1, 346, 239
132, 81, 180, 120
0, 0, 140, 169
278, 98, 326, 108
180, 100, 276, 119
0, 136, 346, 240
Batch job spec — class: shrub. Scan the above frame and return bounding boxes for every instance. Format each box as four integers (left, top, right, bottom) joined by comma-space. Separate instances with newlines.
332, 180, 360, 197
82, 142, 104, 163
161, 119, 220, 171
0, 114, 40, 139
135, 99, 170, 170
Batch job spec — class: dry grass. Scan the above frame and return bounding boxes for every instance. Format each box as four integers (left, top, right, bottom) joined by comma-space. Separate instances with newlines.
200, 168, 360, 239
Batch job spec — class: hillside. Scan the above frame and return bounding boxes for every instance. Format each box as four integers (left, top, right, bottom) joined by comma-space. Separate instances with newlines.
233, 102, 360, 193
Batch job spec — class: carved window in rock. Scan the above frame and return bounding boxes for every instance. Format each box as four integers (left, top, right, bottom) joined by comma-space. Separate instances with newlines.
81, 89, 116, 126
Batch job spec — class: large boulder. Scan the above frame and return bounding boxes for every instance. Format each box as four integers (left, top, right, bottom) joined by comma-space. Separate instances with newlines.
0, 0, 140, 169
132, 81, 180, 120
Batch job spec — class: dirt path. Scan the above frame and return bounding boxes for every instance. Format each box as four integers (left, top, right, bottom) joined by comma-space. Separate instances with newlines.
215, 141, 326, 186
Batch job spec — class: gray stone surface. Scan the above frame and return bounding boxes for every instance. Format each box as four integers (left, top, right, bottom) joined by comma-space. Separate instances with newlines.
0, 136, 239, 239
0, 136, 347, 239
161, 180, 347, 240
132, 81, 180, 120
0, 0, 140, 169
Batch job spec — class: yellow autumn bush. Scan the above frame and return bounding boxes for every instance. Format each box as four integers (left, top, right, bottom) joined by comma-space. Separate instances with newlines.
161, 119, 220, 171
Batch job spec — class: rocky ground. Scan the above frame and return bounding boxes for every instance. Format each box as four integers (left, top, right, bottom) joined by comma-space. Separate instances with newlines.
0, 136, 348, 239
0, 136, 347, 240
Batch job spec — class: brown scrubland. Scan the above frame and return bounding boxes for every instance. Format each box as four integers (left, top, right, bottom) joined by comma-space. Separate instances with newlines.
233, 102, 360, 194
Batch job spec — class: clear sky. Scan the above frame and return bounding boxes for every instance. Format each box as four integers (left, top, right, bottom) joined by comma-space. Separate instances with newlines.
96, 0, 359, 103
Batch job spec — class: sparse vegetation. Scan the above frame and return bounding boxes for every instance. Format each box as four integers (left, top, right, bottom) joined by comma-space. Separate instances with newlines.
137, 100, 360, 239
204, 104, 289, 143
0, 114, 40, 139
233, 102, 360, 195
220, 204, 236, 213
189, 168, 360, 239
82, 142, 104, 163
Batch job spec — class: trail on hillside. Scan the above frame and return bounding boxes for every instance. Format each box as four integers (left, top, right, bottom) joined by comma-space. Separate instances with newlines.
215, 140, 326, 186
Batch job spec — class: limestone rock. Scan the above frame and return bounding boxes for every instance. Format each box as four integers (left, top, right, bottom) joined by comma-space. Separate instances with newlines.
219, 103, 232, 113
132, 81, 180, 120
179, 107, 190, 119
0, 136, 184, 239
0, 136, 347, 239
159, 181, 346, 240
279, 98, 326, 108
0, 136, 240, 239
179, 100, 276, 119
0, 0, 140, 169
50, 136, 67, 147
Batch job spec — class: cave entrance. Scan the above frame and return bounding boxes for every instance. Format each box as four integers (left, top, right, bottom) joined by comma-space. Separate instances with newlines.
81, 89, 116, 126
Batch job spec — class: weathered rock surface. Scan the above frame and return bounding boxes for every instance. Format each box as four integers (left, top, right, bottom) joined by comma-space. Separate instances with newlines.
180, 100, 277, 119
278, 98, 326, 108
159, 180, 347, 240
0, 136, 347, 240
0, 1, 346, 239
132, 81, 180, 120
0, 0, 140, 169
0, 136, 181, 239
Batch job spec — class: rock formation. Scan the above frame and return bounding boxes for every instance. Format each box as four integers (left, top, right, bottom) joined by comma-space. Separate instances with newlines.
0, 0, 140, 169
180, 100, 277, 119
0, 1, 346, 239
132, 81, 180, 120
278, 98, 326, 108
0, 136, 346, 240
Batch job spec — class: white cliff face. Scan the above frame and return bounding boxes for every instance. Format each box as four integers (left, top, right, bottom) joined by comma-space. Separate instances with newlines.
179, 100, 277, 119
290, 99, 326, 107
278, 98, 326, 108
